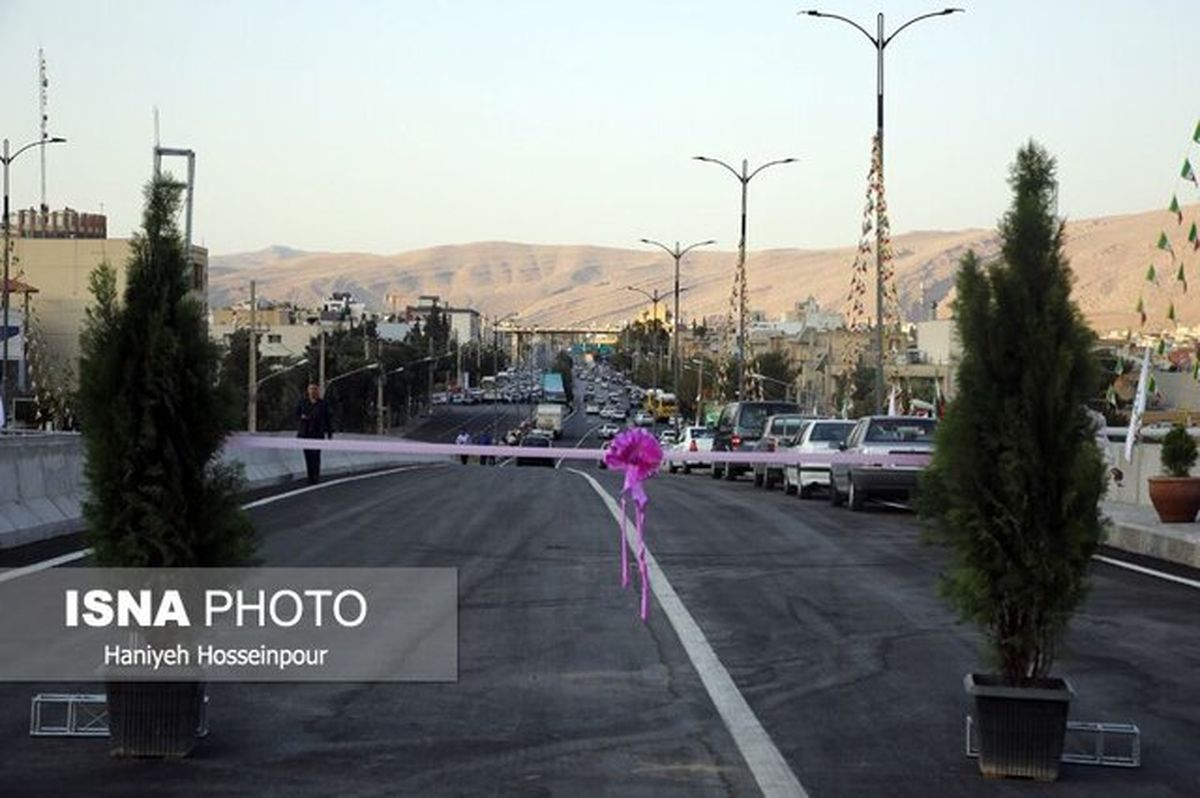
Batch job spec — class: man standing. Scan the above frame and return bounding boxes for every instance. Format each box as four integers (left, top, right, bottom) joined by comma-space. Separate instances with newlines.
297, 382, 333, 484
455, 430, 470, 464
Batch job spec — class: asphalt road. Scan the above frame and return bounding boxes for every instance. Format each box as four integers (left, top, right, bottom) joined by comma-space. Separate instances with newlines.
1, 379, 1197, 796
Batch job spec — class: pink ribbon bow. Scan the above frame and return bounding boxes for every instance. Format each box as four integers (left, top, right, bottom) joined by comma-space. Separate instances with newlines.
603, 428, 663, 620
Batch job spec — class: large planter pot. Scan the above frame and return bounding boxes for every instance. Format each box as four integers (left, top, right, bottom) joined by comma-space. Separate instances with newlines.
964, 673, 1073, 781
1147, 476, 1200, 523
106, 681, 204, 758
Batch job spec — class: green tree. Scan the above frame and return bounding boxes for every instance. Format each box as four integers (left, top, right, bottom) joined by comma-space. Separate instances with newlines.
751, 351, 794, 401
78, 177, 255, 567
919, 142, 1105, 686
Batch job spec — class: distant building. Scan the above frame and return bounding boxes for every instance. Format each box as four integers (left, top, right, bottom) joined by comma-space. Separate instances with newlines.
404, 297, 481, 344
208, 299, 315, 360
4, 238, 207, 387
7, 207, 107, 239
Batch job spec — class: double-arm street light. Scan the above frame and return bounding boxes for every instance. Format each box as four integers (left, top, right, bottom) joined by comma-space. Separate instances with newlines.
799, 7, 963, 413
2, 135, 67, 427
747, 370, 794, 403
640, 238, 716, 401
693, 155, 797, 401
626, 285, 669, 391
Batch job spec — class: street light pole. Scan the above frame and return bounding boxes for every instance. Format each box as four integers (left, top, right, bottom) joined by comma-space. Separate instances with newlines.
2, 135, 66, 427
640, 237, 716, 402
800, 7, 963, 412
693, 155, 797, 401
626, 286, 665, 390
248, 280, 257, 432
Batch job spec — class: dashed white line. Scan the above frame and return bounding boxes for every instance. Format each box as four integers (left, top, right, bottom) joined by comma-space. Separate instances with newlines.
569, 467, 808, 798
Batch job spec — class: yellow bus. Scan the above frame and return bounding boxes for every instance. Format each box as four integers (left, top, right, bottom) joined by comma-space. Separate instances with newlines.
652, 392, 678, 422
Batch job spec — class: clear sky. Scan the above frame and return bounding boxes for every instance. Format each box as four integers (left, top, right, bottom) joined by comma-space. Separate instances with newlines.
1, 1, 1196, 256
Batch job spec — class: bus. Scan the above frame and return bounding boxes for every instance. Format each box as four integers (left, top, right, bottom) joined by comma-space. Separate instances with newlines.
652, 392, 678, 422
541, 372, 567, 404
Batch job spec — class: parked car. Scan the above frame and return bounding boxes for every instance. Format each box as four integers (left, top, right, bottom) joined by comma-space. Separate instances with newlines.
516, 434, 554, 467
829, 416, 938, 510
782, 419, 857, 497
751, 414, 812, 489
711, 401, 801, 481
665, 426, 714, 474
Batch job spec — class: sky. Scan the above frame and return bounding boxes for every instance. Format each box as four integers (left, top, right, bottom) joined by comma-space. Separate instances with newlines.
1, 1, 1197, 256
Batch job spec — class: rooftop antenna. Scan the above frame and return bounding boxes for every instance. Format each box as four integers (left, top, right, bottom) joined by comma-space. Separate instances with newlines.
39, 48, 49, 218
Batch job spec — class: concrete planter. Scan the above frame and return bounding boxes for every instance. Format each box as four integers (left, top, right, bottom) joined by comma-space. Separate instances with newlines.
965, 673, 1073, 782
106, 681, 205, 758
1147, 477, 1200, 523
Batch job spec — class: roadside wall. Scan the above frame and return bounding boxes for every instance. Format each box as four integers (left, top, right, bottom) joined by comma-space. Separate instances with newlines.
0, 434, 438, 550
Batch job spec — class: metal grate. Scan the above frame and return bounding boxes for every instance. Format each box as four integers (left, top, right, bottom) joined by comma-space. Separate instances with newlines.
966, 714, 1141, 768
30, 692, 209, 738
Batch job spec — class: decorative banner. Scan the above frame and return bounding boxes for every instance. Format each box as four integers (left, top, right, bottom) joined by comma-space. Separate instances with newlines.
1171, 194, 1183, 223
1140, 118, 1200, 335
1183, 158, 1197, 186
602, 429, 663, 621
1125, 346, 1151, 463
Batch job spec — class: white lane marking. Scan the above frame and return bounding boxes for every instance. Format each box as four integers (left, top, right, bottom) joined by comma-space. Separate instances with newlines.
1093, 554, 1200, 590
568, 468, 808, 798
556, 421, 603, 469
0, 464, 434, 583
0, 549, 91, 585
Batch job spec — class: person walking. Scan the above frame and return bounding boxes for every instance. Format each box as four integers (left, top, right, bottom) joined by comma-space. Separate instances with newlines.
456, 430, 470, 464
297, 382, 333, 484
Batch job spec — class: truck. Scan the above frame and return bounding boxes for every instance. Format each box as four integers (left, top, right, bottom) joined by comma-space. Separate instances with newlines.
535, 403, 566, 439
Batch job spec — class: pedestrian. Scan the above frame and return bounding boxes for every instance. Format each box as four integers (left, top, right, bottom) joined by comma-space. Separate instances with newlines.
456, 430, 470, 464
297, 382, 333, 485
477, 430, 493, 465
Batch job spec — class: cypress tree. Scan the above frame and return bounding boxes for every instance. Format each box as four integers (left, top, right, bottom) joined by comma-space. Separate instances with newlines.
920, 142, 1105, 686
78, 176, 255, 567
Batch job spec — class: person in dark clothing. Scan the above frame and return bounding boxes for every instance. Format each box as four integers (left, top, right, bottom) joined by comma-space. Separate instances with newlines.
297, 382, 333, 484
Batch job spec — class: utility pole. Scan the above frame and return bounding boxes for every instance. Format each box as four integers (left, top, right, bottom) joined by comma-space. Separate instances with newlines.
376, 371, 385, 435
695, 360, 705, 426
318, 328, 326, 393
247, 280, 257, 432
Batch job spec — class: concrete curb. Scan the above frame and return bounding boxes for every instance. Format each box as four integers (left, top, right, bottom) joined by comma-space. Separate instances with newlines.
1104, 516, 1200, 570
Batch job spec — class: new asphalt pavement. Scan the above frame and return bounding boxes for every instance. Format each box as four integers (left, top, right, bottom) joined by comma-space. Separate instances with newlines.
0, 391, 1197, 796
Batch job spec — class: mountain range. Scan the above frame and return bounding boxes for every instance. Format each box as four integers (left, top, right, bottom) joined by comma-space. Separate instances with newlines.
208, 205, 1200, 334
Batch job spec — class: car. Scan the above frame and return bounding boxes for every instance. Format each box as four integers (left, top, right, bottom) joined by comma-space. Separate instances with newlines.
585, 403, 601, 415
597, 440, 611, 469
633, 410, 655, 427
828, 415, 938, 510
711, 401, 801, 481
664, 426, 714, 473
598, 422, 621, 440
431, 392, 449, 405
783, 419, 858, 497
611, 407, 628, 421
516, 433, 554, 467
751, 414, 812, 489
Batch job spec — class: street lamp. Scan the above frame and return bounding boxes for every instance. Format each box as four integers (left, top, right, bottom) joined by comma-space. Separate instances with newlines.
626, 285, 667, 390
799, 7, 963, 413
747, 371, 795, 403
640, 238, 716, 402
2, 135, 66, 427
693, 155, 797, 401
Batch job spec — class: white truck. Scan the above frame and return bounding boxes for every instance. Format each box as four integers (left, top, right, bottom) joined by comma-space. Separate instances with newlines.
535, 403, 565, 439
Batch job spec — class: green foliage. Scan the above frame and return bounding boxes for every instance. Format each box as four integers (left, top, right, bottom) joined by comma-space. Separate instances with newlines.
918, 142, 1105, 686
78, 177, 255, 567
1160, 424, 1197, 477
834, 358, 876, 418
752, 351, 794, 400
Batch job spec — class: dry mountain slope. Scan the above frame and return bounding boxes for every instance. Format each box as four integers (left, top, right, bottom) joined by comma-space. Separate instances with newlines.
209, 205, 1199, 332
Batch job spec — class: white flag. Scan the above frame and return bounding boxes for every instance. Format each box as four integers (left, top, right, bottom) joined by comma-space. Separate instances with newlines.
1124, 346, 1151, 463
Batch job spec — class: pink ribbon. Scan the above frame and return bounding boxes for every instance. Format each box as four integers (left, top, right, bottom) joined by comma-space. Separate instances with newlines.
603, 428, 663, 621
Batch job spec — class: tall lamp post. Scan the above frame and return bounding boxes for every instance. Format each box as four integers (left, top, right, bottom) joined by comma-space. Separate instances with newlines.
799, 7, 963, 413
2, 136, 66, 427
626, 286, 666, 390
640, 238, 715, 401
693, 155, 797, 401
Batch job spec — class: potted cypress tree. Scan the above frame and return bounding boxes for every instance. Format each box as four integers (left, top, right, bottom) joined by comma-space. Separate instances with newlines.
78, 176, 255, 757
919, 142, 1106, 781
1147, 424, 1200, 522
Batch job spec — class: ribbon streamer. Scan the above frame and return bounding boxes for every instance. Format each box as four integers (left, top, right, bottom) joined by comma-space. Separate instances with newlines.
602, 428, 663, 621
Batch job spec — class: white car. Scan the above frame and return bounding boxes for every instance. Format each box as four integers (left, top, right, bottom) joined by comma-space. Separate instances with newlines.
586, 403, 601, 415
665, 426, 714, 473
783, 419, 858, 498
598, 422, 621, 440
634, 411, 655, 427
